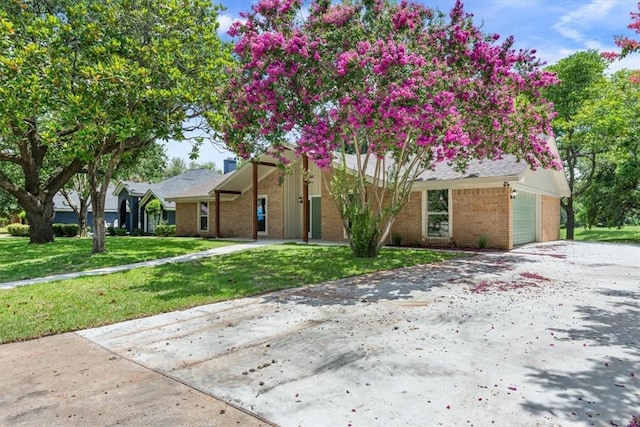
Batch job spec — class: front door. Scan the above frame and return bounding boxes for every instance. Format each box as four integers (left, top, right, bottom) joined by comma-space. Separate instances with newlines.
309, 196, 321, 239
147, 213, 158, 233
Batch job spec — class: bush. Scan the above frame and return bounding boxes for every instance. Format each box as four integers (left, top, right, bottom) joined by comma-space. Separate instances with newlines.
131, 228, 144, 236
52, 223, 65, 237
62, 223, 80, 237
154, 224, 176, 237
145, 199, 162, 217
115, 228, 127, 236
107, 225, 116, 236
476, 234, 490, 249
7, 224, 29, 236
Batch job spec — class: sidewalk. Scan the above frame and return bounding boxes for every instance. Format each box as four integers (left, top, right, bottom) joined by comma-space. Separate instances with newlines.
1, 333, 272, 426
0, 239, 288, 290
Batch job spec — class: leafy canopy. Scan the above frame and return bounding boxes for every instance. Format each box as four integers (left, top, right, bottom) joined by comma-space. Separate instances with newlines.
225, 0, 560, 256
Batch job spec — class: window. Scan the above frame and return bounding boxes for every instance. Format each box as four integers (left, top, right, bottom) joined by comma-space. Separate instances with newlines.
199, 201, 208, 232
257, 196, 267, 233
425, 190, 449, 238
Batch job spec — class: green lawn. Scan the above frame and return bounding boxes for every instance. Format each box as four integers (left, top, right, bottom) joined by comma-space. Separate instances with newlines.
561, 225, 640, 244
0, 244, 459, 343
0, 236, 239, 282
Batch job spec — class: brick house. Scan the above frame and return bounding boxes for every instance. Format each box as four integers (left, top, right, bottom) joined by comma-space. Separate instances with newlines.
166, 143, 570, 250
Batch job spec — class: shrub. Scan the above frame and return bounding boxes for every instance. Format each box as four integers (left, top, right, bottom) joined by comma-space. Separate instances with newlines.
144, 199, 162, 217
476, 234, 490, 249
62, 223, 80, 237
154, 224, 176, 237
392, 233, 402, 246
115, 228, 127, 236
52, 223, 65, 237
7, 224, 29, 236
131, 228, 144, 236
107, 225, 116, 236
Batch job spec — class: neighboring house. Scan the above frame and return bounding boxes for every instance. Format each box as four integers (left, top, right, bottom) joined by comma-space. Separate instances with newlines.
138, 169, 224, 233
52, 187, 119, 227
166, 142, 570, 250
113, 169, 224, 234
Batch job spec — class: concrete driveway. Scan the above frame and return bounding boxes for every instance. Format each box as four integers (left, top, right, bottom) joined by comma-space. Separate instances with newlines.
2, 241, 639, 426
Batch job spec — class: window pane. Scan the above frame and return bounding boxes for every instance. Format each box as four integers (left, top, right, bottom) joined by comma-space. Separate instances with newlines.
427, 190, 448, 212
257, 198, 266, 232
427, 214, 449, 237
200, 202, 208, 231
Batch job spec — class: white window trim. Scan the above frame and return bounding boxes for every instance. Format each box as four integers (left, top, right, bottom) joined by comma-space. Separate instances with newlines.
198, 201, 209, 232
422, 189, 452, 239
257, 195, 268, 236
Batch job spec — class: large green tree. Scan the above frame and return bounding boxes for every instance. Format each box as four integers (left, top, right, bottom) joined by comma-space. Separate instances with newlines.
0, 0, 232, 248
542, 50, 608, 239
0, 0, 86, 243
577, 70, 640, 227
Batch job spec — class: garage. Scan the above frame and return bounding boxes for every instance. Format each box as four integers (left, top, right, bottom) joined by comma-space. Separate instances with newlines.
513, 190, 536, 245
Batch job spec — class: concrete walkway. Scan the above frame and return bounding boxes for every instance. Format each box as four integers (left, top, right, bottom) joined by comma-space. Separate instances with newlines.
0, 239, 290, 290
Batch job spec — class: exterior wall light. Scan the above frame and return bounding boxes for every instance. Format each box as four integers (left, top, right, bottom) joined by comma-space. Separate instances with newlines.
510, 188, 517, 199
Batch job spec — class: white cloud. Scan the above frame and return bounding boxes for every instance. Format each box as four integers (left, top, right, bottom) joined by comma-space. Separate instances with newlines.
552, 0, 618, 43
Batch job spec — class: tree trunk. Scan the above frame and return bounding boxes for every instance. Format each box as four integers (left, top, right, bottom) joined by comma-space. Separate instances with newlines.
90, 184, 108, 253
92, 207, 106, 253
26, 197, 55, 244
349, 211, 381, 258
79, 199, 89, 237
565, 197, 575, 240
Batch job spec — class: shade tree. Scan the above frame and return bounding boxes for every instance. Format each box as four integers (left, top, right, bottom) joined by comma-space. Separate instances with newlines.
0, 0, 232, 250
542, 50, 608, 239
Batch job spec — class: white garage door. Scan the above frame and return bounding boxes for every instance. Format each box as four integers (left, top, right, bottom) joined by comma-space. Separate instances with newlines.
513, 191, 536, 245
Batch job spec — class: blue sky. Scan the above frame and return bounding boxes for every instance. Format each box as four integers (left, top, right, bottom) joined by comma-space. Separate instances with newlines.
164, 0, 640, 167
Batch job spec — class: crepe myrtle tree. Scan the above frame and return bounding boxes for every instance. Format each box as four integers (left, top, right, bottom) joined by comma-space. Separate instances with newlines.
225, 0, 560, 257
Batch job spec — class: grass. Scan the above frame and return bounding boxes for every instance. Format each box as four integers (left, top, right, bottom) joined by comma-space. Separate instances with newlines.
561, 225, 640, 244
0, 236, 239, 282
0, 244, 459, 343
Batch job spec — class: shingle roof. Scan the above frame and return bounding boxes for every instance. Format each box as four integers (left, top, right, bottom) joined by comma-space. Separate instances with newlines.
118, 181, 149, 196
154, 169, 224, 206
53, 186, 119, 212
340, 152, 527, 182
415, 155, 527, 181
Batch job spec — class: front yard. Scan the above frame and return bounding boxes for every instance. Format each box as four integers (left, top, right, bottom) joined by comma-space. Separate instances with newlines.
0, 236, 239, 283
0, 244, 458, 343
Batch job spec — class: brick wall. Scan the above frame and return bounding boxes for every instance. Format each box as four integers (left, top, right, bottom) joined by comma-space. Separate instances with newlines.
390, 191, 423, 246
451, 187, 512, 249
541, 195, 561, 242
175, 201, 216, 238
175, 202, 197, 236
217, 169, 285, 239
320, 180, 347, 241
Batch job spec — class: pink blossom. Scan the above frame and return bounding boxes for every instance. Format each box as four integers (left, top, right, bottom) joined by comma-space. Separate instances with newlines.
224, 0, 559, 175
